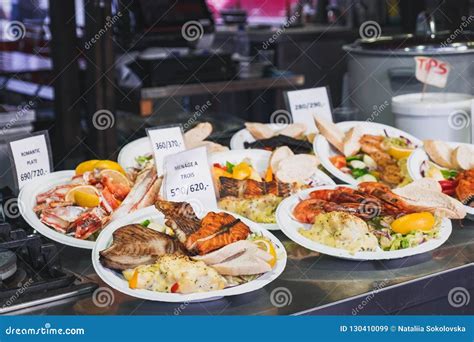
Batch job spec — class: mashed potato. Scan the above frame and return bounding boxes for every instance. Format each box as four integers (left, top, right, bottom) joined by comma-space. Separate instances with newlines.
299, 212, 379, 253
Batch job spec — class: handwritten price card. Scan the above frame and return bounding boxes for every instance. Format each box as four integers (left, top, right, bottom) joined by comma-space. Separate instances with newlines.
163, 146, 217, 210
285, 86, 333, 133
146, 125, 186, 176
7, 131, 53, 191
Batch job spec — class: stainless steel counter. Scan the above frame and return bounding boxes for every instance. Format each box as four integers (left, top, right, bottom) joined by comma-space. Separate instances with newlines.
19, 219, 474, 315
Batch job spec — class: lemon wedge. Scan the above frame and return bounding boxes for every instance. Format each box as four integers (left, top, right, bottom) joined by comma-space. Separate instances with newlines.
253, 238, 277, 267
391, 212, 435, 235
74, 191, 100, 208
387, 146, 413, 160
65, 185, 100, 203
93, 160, 126, 175
99, 169, 130, 186
75, 160, 100, 175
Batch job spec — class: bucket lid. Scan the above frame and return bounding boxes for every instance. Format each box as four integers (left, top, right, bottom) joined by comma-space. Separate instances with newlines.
344, 33, 474, 56
392, 93, 473, 116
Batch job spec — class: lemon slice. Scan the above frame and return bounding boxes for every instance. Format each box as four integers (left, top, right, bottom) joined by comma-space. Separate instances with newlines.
387, 146, 413, 160
75, 160, 100, 175
93, 160, 126, 175
65, 185, 100, 203
74, 191, 100, 208
99, 169, 130, 186
253, 238, 277, 267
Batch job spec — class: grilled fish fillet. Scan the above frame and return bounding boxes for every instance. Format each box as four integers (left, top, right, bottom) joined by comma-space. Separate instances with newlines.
218, 177, 292, 198
155, 200, 201, 244
99, 224, 185, 270
193, 240, 272, 265
212, 253, 272, 276
186, 212, 251, 255
202, 241, 273, 276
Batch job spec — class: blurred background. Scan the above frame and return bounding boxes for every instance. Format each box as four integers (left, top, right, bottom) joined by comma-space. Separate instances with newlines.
0, 0, 473, 188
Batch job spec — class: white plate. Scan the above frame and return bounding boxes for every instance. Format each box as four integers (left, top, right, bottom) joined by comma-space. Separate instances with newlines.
230, 124, 282, 150
211, 149, 335, 230
117, 137, 151, 170
19, 170, 96, 249
92, 206, 287, 302
408, 145, 474, 217
314, 121, 422, 186
276, 185, 452, 261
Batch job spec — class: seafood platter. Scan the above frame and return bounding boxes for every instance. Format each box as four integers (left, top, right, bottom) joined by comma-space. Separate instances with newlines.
17, 118, 474, 301
93, 202, 286, 301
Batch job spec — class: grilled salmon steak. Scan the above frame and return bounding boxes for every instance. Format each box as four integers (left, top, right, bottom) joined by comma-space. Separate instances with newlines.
186, 212, 251, 255
155, 200, 251, 255
99, 224, 186, 270
218, 176, 292, 198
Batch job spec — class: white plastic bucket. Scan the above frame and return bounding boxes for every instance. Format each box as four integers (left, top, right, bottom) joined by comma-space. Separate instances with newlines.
392, 93, 473, 143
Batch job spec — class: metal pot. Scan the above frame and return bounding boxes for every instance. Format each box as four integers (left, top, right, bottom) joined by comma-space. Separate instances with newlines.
343, 32, 474, 125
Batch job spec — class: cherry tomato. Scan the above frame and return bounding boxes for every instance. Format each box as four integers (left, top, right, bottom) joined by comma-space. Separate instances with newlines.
171, 282, 179, 293
330, 155, 346, 169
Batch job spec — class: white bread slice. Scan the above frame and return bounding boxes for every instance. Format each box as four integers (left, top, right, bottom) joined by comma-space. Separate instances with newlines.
393, 184, 466, 219
270, 146, 294, 172
342, 126, 364, 157
275, 154, 319, 184
405, 178, 443, 193
315, 117, 345, 154
245, 122, 275, 140
277, 123, 306, 139
424, 140, 454, 169
451, 144, 474, 170
194, 140, 229, 154
184, 122, 213, 148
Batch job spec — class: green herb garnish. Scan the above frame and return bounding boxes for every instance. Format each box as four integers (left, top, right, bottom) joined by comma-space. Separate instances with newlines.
351, 168, 368, 178
136, 155, 152, 166
346, 154, 363, 162
141, 219, 151, 227
440, 169, 458, 179
226, 161, 235, 173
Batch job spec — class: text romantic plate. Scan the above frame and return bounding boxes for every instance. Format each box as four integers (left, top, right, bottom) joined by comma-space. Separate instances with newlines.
408, 145, 474, 217
92, 206, 287, 302
19, 170, 95, 249
276, 185, 452, 261
211, 149, 335, 230
314, 121, 422, 186
117, 137, 151, 170
230, 124, 283, 150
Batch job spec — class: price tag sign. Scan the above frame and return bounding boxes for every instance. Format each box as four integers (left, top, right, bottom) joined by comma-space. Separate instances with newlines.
284, 86, 333, 133
163, 146, 217, 210
7, 131, 53, 192
146, 125, 186, 176
414, 56, 450, 88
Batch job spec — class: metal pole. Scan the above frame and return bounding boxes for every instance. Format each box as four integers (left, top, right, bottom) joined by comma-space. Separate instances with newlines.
49, 0, 82, 168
